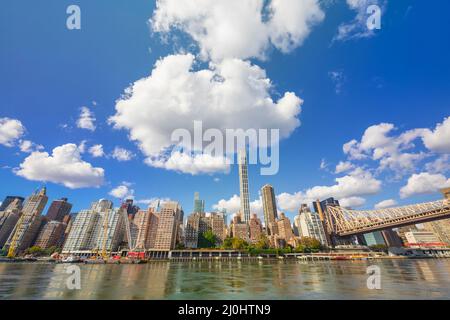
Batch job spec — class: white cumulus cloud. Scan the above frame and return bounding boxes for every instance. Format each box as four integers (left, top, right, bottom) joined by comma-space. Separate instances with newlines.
151, 0, 325, 62
374, 199, 397, 209
110, 54, 302, 173
334, 0, 385, 42
339, 196, 366, 208
109, 184, 135, 199
77, 106, 96, 131
422, 117, 450, 153
213, 194, 263, 215
0, 118, 25, 147
112, 146, 135, 162
15, 143, 105, 189
335, 161, 355, 174
89, 144, 105, 158
277, 167, 381, 212
400, 172, 450, 199
19, 140, 44, 153
145, 151, 230, 175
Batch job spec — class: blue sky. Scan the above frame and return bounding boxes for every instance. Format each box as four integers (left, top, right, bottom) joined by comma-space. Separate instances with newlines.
1, 0, 449, 222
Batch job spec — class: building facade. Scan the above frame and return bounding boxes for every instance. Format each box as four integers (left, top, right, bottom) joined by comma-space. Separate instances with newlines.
34, 220, 66, 249
0, 196, 24, 212
0, 199, 22, 248
261, 184, 278, 235
45, 198, 72, 222
5, 187, 48, 254
249, 214, 263, 243
154, 202, 183, 250
277, 212, 294, 243
238, 149, 251, 223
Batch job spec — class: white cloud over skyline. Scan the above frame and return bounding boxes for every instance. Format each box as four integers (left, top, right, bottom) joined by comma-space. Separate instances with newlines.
14, 143, 105, 189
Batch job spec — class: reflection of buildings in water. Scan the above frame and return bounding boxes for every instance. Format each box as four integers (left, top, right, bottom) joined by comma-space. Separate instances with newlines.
42, 264, 73, 299
415, 260, 437, 282
388, 259, 422, 282
7, 264, 56, 299
0, 263, 55, 299
133, 262, 171, 299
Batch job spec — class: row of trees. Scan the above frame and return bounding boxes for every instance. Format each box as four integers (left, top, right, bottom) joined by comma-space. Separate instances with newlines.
0, 246, 61, 257
220, 234, 323, 254
24, 246, 61, 257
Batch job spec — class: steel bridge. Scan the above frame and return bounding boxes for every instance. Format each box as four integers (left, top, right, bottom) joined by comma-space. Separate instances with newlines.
327, 191, 450, 237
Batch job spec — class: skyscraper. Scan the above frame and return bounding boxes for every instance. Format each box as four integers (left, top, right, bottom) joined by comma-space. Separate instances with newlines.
0, 199, 22, 247
294, 204, 328, 246
261, 184, 278, 235
62, 206, 126, 254
277, 212, 294, 242
0, 196, 24, 212
34, 220, 67, 249
154, 201, 183, 250
249, 214, 263, 243
193, 192, 205, 214
238, 149, 250, 223
5, 187, 48, 254
46, 198, 72, 222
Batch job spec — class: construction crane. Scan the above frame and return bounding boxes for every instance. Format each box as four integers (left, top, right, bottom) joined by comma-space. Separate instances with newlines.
120, 205, 133, 251
7, 213, 25, 258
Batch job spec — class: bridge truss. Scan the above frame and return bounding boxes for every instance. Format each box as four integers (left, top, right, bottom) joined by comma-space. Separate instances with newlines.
327, 199, 450, 236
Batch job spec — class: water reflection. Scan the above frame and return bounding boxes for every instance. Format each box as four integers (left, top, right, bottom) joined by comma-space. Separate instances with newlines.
1, 260, 450, 300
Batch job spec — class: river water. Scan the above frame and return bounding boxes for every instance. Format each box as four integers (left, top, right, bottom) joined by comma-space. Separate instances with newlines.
1, 259, 450, 300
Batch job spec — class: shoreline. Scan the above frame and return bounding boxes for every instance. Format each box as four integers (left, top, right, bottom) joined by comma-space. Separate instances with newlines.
1, 255, 448, 264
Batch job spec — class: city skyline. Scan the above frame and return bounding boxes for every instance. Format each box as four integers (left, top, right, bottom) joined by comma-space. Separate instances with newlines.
1, 0, 450, 225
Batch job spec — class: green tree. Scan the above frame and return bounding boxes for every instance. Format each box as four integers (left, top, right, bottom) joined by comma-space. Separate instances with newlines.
296, 237, 322, 253
0, 248, 7, 257
222, 237, 233, 249
231, 237, 248, 250
198, 230, 218, 248
25, 246, 45, 256
254, 234, 270, 250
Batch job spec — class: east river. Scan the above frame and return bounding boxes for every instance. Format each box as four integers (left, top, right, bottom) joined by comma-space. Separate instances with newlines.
1, 259, 450, 299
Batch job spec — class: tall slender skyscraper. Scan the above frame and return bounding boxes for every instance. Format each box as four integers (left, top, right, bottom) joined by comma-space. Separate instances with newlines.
261, 184, 278, 235
193, 192, 205, 214
238, 149, 251, 223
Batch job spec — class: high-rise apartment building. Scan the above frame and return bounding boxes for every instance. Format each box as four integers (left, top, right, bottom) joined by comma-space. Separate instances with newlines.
62, 200, 126, 254
94, 208, 126, 253
0, 199, 22, 247
249, 214, 263, 243
34, 220, 66, 249
230, 214, 249, 242
62, 210, 100, 252
131, 208, 160, 250
261, 184, 278, 235
46, 198, 72, 222
185, 212, 226, 248
5, 187, 48, 254
0, 196, 24, 212
154, 202, 183, 250
238, 149, 251, 223
277, 212, 294, 242
90, 199, 113, 213
294, 204, 328, 246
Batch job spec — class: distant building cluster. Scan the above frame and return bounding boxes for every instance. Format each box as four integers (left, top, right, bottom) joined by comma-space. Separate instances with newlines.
1, 150, 450, 258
